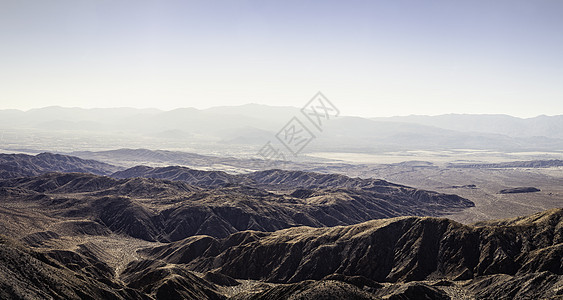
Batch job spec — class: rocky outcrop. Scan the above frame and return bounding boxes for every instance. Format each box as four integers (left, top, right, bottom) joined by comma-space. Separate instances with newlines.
499, 187, 541, 194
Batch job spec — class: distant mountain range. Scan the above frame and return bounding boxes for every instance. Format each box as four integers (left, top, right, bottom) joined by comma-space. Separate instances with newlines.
372, 114, 563, 139
2, 106, 563, 152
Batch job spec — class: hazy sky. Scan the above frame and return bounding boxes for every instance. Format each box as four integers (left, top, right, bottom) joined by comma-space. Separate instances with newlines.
1, 0, 562, 117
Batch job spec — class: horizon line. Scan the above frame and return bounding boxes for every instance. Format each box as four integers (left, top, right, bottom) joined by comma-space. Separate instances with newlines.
0, 104, 560, 119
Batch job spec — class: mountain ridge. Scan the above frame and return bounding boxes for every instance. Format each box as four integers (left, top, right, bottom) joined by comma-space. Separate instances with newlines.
134, 208, 563, 299
0, 152, 122, 179
0, 170, 474, 242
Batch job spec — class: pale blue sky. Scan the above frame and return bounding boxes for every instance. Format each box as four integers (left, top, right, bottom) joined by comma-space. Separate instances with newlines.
1, 0, 562, 117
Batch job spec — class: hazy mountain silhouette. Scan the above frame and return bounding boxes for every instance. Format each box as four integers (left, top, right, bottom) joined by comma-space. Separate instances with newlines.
372, 113, 563, 139
2, 106, 563, 152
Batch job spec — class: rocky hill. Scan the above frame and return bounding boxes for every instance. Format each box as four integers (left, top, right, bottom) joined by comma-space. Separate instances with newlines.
112, 165, 239, 187
0, 152, 121, 179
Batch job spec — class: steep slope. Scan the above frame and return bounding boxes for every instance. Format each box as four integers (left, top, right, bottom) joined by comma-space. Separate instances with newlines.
142, 209, 562, 288
0, 152, 121, 179
120, 259, 225, 299
0, 235, 148, 300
